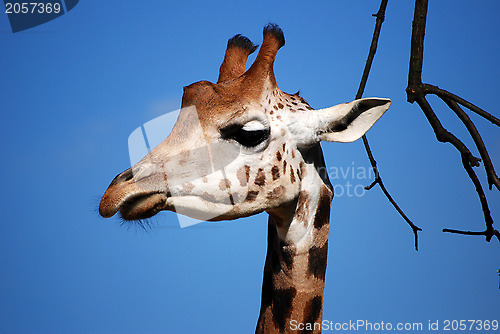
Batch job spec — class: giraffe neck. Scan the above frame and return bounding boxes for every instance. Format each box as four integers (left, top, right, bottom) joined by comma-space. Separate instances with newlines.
256, 145, 333, 334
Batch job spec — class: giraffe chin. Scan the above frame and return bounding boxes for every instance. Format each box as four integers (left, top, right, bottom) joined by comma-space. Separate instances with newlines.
118, 193, 169, 221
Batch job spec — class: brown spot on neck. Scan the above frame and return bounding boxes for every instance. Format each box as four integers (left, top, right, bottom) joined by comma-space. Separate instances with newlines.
218, 178, 231, 191
236, 165, 250, 187
245, 190, 259, 202
267, 185, 285, 200
295, 190, 310, 224
280, 240, 296, 271
271, 165, 280, 181
299, 161, 307, 178
313, 185, 333, 229
276, 151, 282, 161
303, 296, 323, 333
271, 287, 296, 331
290, 168, 296, 183
255, 168, 266, 186
182, 182, 195, 192
308, 241, 328, 281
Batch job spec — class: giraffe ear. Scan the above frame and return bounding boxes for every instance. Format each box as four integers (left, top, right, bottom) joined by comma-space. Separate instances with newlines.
316, 98, 390, 143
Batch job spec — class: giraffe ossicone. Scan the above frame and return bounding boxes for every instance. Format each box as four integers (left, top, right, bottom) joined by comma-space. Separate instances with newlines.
99, 24, 390, 333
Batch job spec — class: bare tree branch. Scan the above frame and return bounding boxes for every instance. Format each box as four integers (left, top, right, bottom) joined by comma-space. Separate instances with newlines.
355, 0, 422, 251
423, 84, 500, 127
406, 0, 499, 243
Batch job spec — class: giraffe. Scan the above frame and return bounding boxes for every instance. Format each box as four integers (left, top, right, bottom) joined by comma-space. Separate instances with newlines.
99, 24, 390, 334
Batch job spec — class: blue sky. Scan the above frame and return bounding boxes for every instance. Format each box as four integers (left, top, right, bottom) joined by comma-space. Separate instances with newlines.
1, 1, 499, 333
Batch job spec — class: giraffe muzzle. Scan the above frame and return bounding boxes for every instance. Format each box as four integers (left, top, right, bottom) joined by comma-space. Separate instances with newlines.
99, 168, 169, 220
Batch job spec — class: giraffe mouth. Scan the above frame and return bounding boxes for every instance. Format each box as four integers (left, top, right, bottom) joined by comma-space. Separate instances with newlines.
118, 192, 168, 220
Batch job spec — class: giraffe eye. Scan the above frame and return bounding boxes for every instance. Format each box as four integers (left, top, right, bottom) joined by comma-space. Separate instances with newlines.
220, 121, 270, 148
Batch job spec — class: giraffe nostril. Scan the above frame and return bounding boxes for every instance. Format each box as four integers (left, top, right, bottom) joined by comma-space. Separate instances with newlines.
109, 168, 134, 187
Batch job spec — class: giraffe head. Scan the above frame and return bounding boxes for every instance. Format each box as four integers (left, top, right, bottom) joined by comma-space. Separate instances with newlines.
99, 24, 390, 223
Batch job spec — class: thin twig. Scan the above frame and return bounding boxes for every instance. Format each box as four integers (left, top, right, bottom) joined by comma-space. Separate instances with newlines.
442, 228, 500, 242
355, 0, 421, 250
364, 136, 421, 250
442, 155, 498, 242
414, 96, 481, 167
423, 84, 500, 127
441, 97, 500, 191
443, 155, 497, 241
355, 0, 388, 100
